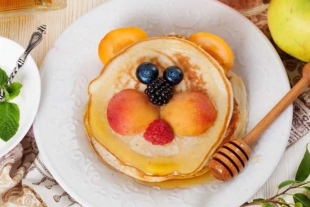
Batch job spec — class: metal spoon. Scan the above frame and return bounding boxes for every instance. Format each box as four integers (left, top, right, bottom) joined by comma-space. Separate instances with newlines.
0, 24, 46, 102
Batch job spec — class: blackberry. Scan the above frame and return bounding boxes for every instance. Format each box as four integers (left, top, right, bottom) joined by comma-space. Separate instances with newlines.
145, 77, 173, 106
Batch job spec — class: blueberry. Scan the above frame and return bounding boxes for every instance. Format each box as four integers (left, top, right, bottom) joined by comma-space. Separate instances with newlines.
163, 66, 183, 85
136, 62, 159, 84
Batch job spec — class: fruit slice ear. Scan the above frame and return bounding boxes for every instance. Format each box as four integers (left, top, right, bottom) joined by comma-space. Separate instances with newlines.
98, 27, 148, 65
187, 32, 234, 74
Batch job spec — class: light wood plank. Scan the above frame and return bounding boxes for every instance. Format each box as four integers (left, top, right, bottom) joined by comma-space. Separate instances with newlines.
0, 0, 308, 205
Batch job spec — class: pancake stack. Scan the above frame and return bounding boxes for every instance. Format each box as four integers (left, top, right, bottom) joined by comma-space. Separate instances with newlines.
84, 31, 248, 183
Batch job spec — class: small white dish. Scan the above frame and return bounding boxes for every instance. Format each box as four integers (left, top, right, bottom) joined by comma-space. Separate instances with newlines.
0, 36, 41, 157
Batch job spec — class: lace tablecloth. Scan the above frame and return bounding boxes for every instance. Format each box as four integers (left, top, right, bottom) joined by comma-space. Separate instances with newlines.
0, 6, 308, 207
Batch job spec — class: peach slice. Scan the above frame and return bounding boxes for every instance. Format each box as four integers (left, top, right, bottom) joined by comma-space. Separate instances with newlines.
187, 32, 234, 73
98, 27, 148, 65
161, 91, 217, 136
107, 89, 159, 135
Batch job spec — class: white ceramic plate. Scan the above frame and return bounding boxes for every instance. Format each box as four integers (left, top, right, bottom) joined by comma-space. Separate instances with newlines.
33, 0, 293, 206
0, 36, 40, 157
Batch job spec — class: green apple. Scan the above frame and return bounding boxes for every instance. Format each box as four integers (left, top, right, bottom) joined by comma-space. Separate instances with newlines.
268, 0, 310, 62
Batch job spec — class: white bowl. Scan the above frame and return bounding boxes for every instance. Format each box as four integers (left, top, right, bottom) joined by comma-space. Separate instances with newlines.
0, 36, 41, 157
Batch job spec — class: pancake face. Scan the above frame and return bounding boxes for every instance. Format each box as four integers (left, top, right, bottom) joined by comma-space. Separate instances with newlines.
87, 37, 234, 177
85, 72, 248, 182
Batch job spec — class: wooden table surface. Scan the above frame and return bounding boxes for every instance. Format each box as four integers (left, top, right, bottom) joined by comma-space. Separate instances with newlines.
0, 0, 309, 205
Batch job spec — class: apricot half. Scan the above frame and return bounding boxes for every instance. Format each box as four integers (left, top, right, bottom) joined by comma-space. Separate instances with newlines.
107, 89, 159, 136
98, 27, 148, 65
187, 32, 234, 73
161, 91, 217, 136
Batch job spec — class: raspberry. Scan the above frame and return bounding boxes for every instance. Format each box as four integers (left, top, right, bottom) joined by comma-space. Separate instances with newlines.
143, 119, 174, 145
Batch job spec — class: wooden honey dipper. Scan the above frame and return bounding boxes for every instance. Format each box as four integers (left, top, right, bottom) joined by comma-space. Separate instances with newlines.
209, 62, 310, 182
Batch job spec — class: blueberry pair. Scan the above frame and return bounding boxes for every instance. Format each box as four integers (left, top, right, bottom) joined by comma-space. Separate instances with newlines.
135, 62, 184, 106
136, 62, 183, 86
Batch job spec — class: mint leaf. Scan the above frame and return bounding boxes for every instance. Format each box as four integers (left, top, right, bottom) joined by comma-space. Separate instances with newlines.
5, 82, 22, 101
295, 145, 310, 182
3, 88, 9, 100
278, 180, 297, 189
0, 68, 23, 101
0, 102, 20, 141
293, 193, 310, 207
0, 67, 8, 86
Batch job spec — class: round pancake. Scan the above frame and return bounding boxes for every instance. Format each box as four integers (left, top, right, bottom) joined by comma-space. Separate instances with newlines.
86, 37, 234, 178
84, 72, 248, 182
